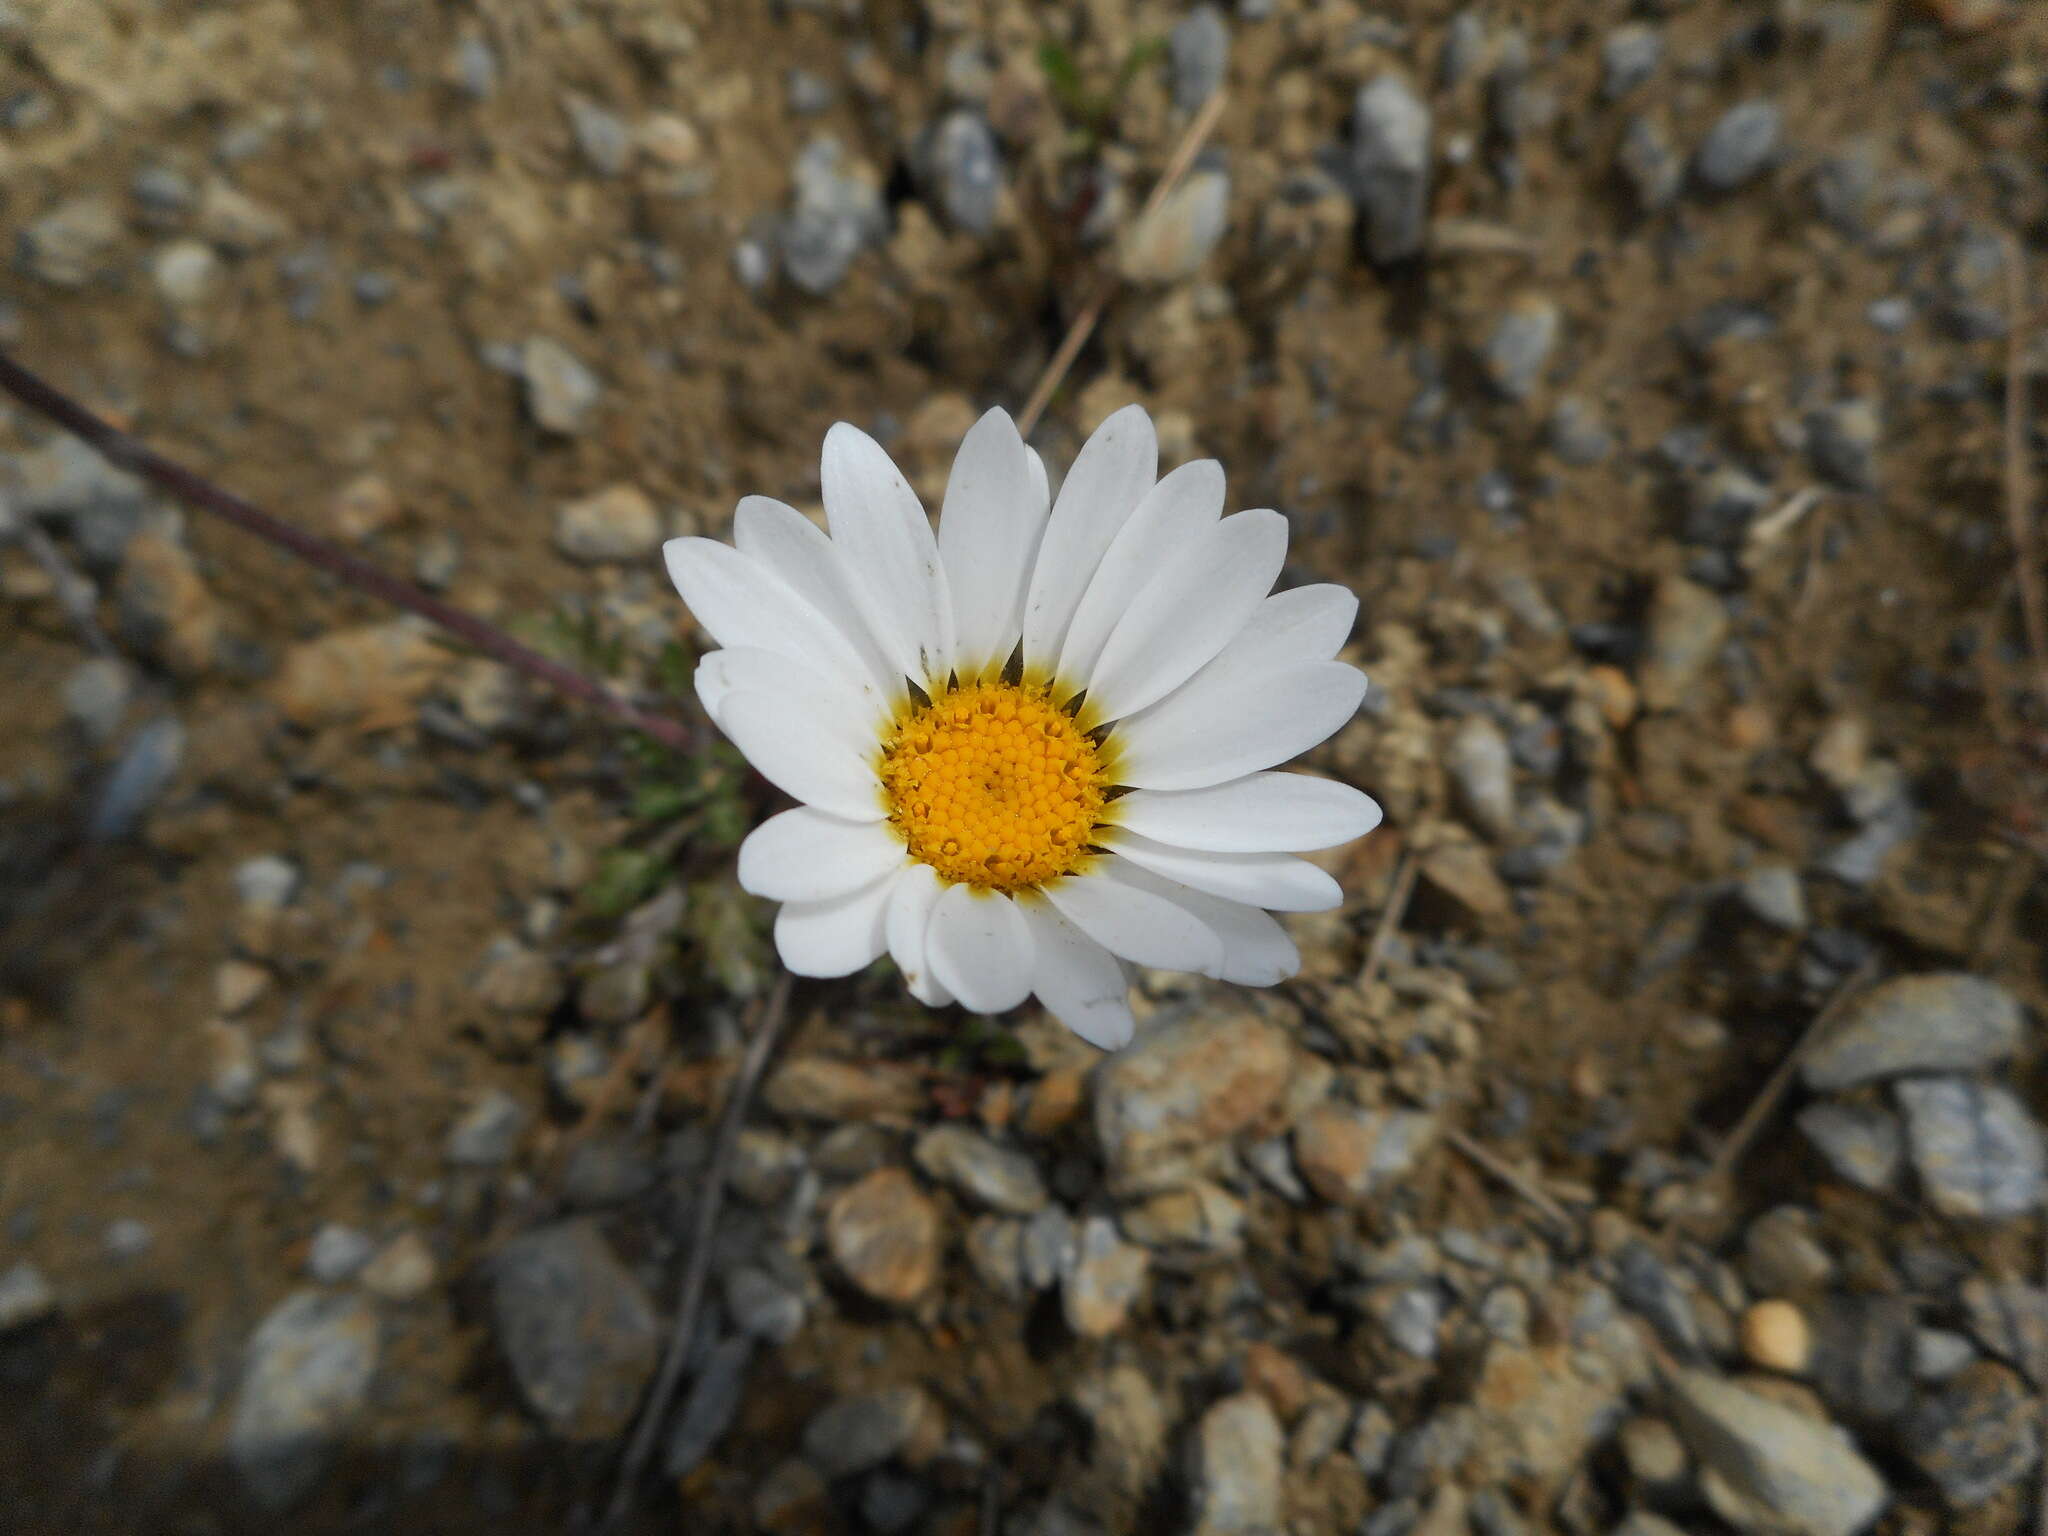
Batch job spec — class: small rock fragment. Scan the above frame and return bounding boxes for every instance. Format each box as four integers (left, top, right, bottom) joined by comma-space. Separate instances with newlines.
521, 336, 602, 435
1897, 1077, 2046, 1219
565, 96, 633, 176
1446, 714, 1517, 840
1694, 100, 1781, 192
1187, 1392, 1283, 1536
0, 1263, 56, 1331
21, 195, 123, 287
359, 1231, 436, 1301
827, 1167, 941, 1305
1795, 1101, 1902, 1191
491, 1221, 659, 1438
1093, 1009, 1292, 1195
446, 1089, 528, 1166
228, 1291, 380, 1510
1638, 575, 1727, 711
1118, 168, 1229, 284
802, 1385, 944, 1479
1294, 1103, 1437, 1206
1741, 1300, 1812, 1374
1664, 1367, 1887, 1536
1062, 1214, 1150, 1337
913, 1124, 1047, 1215
1480, 294, 1561, 402
667, 1335, 753, 1476
1169, 6, 1230, 111
1351, 74, 1431, 265
1901, 1361, 2040, 1507
554, 484, 661, 564
1802, 973, 2021, 1091
116, 529, 221, 677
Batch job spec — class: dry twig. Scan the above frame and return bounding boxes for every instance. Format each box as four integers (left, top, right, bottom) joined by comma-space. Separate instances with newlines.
604, 973, 794, 1528
1358, 848, 1419, 992
1015, 90, 1228, 437
1704, 959, 1878, 1188
0, 351, 694, 751
1443, 1125, 1578, 1240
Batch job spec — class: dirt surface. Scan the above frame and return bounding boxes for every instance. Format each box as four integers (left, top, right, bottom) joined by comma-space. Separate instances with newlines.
4, 1, 2048, 1534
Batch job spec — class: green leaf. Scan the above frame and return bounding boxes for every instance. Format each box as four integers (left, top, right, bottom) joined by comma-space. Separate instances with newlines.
583, 848, 667, 920
1036, 40, 1086, 118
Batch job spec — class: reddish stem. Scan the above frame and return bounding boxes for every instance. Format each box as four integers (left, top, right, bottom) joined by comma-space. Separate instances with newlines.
0, 350, 693, 753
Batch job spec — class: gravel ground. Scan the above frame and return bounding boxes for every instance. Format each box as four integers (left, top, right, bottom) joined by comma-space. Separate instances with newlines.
3, 2, 2048, 1534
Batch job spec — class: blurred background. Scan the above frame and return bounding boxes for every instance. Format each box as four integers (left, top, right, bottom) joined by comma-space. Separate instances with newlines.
3, 1, 2048, 1533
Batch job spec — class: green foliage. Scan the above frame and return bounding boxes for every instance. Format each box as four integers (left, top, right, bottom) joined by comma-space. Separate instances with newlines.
582, 847, 669, 921
624, 733, 749, 848
936, 1011, 1029, 1074
1036, 34, 1165, 147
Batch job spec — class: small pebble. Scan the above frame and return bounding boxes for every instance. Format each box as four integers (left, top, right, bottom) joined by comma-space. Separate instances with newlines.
1741, 1299, 1812, 1374
1694, 99, 1781, 191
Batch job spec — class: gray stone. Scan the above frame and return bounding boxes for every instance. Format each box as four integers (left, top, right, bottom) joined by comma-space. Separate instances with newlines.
86, 717, 185, 844
1897, 1077, 2046, 1219
151, 238, 220, 308
1806, 1294, 1916, 1423
1447, 714, 1517, 840
1687, 467, 1771, 548
1547, 397, 1613, 466
1913, 1328, 1978, 1382
521, 336, 601, 436
566, 96, 633, 176
1737, 865, 1807, 931
859, 1470, 931, 1534
1187, 1392, 1283, 1536
553, 484, 661, 564
102, 1216, 152, 1259
1803, 974, 2024, 1092
446, 1089, 528, 1166
1796, 1101, 1902, 1191
928, 110, 1001, 235
1350, 1402, 1395, 1476
914, 1123, 1046, 1214
1694, 100, 1781, 192
966, 1215, 1028, 1298
781, 135, 886, 295
450, 34, 497, 98
1022, 1205, 1072, 1291
1807, 399, 1881, 491
491, 1221, 659, 1438
1481, 294, 1560, 403
1638, 576, 1727, 711
1618, 115, 1682, 213
1664, 1367, 1887, 1536
1351, 74, 1431, 265
62, 657, 135, 744
20, 194, 122, 287
0, 1262, 55, 1330
228, 1291, 380, 1510
785, 68, 835, 116
801, 1385, 942, 1478
1380, 1286, 1446, 1360
1614, 1243, 1700, 1357
1961, 1280, 2048, 1384
1901, 1362, 2040, 1507
1062, 1215, 1149, 1337
306, 1224, 375, 1283
1170, 6, 1231, 111
666, 1335, 753, 1477
724, 1265, 805, 1344
1742, 1206, 1834, 1295
1601, 24, 1662, 101
234, 854, 300, 910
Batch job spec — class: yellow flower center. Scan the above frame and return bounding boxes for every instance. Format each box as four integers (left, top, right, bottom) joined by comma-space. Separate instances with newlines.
878, 681, 1109, 892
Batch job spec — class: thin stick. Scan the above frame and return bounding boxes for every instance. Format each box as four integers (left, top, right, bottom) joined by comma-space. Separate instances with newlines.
0, 351, 694, 752
604, 972, 794, 1528
1358, 849, 1418, 991
2003, 234, 2048, 713
1443, 1125, 1577, 1238
1015, 90, 1228, 437
1704, 959, 1877, 1187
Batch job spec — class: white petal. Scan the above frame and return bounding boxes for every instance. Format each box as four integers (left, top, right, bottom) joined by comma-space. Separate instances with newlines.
1080, 508, 1288, 724
714, 689, 885, 822
1110, 772, 1384, 853
773, 870, 897, 977
693, 646, 848, 728
1041, 863, 1224, 974
1105, 859, 1301, 986
885, 862, 953, 1006
1026, 446, 1049, 510
665, 537, 881, 705
926, 884, 1035, 1013
1054, 459, 1223, 692
1111, 660, 1366, 792
822, 423, 956, 689
1220, 584, 1359, 674
1102, 830, 1342, 912
1017, 896, 1133, 1051
1021, 405, 1157, 676
738, 806, 907, 902
732, 495, 903, 711
938, 409, 1048, 680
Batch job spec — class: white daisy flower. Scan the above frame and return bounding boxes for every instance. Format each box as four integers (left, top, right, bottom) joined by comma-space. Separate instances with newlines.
664, 404, 1381, 1050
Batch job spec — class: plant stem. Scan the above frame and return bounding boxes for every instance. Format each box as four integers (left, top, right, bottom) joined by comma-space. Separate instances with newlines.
0, 350, 694, 752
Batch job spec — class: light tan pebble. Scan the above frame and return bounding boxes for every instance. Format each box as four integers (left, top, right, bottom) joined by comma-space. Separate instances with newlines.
214, 960, 270, 1016
359, 1231, 437, 1301
1741, 1299, 1812, 1374
826, 1168, 940, 1305
329, 474, 403, 542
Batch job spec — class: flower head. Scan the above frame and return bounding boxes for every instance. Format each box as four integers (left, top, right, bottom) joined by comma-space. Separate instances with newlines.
665, 404, 1380, 1050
